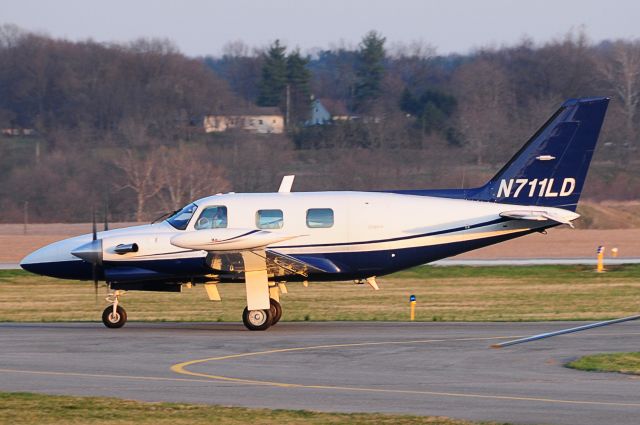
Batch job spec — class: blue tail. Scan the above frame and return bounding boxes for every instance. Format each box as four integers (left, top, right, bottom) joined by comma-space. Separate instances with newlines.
394, 97, 610, 211
469, 97, 609, 210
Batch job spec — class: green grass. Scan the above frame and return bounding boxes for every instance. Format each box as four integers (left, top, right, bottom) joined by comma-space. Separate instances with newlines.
566, 352, 640, 375
0, 392, 505, 425
1, 265, 639, 323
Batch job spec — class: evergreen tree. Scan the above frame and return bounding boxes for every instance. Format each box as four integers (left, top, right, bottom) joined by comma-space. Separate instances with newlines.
399, 87, 458, 143
257, 40, 287, 107
286, 50, 311, 125
354, 31, 386, 112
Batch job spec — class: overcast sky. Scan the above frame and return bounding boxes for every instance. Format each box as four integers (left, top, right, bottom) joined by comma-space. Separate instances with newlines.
2, 0, 639, 57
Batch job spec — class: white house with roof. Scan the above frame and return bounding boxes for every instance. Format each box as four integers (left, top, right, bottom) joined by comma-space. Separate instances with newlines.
204, 107, 284, 134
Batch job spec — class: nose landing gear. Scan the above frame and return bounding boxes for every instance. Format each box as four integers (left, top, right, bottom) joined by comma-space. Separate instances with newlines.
102, 290, 127, 328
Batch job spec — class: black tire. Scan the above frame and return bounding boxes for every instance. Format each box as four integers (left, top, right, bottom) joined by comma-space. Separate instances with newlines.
270, 298, 282, 325
242, 307, 272, 331
102, 305, 127, 329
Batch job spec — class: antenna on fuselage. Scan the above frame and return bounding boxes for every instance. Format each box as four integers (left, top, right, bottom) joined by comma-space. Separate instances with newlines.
278, 175, 295, 193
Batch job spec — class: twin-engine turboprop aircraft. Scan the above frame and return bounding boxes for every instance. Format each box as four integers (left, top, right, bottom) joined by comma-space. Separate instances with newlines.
21, 97, 609, 330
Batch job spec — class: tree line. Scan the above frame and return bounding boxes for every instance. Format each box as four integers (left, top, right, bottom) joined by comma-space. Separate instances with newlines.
0, 24, 638, 222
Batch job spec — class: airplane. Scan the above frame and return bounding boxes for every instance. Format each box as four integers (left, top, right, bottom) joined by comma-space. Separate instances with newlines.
20, 97, 609, 331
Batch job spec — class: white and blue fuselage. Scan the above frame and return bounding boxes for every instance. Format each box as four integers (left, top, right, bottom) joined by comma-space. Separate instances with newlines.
19, 97, 610, 330
20, 97, 609, 290
21, 190, 578, 283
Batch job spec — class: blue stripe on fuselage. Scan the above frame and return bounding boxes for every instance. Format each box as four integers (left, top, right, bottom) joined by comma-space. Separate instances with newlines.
22, 226, 546, 282
273, 217, 508, 249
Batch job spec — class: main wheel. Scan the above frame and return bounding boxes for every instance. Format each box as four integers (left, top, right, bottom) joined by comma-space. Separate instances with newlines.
102, 305, 127, 329
242, 307, 272, 331
269, 298, 282, 325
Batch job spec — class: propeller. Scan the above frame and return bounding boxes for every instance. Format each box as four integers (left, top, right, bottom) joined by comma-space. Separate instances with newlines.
92, 209, 98, 302
70, 207, 107, 303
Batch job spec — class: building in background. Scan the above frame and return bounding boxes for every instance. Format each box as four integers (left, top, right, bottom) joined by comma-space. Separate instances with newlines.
204, 107, 284, 134
306, 98, 356, 126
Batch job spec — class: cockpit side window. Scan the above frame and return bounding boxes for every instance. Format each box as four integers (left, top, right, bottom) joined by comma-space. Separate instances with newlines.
194, 206, 228, 230
166, 203, 198, 230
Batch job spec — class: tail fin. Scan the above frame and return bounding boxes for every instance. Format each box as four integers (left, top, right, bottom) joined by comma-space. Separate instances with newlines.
469, 97, 609, 211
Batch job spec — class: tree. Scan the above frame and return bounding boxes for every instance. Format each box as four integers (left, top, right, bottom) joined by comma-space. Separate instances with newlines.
452, 57, 515, 166
597, 40, 640, 150
400, 88, 457, 137
354, 31, 386, 112
205, 40, 263, 102
113, 148, 164, 222
156, 145, 230, 211
286, 50, 311, 125
257, 40, 287, 108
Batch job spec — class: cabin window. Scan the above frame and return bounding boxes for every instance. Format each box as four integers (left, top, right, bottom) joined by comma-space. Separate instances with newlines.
256, 209, 283, 229
306, 208, 334, 228
166, 203, 198, 230
194, 206, 228, 230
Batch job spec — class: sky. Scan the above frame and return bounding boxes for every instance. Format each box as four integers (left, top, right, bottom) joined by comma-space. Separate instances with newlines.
2, 0, 640, 57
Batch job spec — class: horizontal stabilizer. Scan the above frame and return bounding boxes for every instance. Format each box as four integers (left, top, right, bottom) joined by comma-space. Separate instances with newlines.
500, 209, 580, 228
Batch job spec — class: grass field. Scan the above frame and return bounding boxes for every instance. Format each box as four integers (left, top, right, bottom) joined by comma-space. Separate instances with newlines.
0, 392, 503, 425
1, 265, 639, 322
566, 352, 640, 375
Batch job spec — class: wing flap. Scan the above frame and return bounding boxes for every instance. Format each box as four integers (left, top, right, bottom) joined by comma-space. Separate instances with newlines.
205, 250, 336, 277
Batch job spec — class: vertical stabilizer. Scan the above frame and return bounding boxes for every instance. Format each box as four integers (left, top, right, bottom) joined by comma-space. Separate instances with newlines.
467, 97, 609, 211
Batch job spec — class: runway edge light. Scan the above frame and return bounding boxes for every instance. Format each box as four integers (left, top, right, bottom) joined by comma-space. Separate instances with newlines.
596, 245, 605, 273
410, 295, 416, 321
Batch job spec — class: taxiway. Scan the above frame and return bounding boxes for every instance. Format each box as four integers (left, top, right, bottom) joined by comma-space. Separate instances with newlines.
0, 321, 638, 425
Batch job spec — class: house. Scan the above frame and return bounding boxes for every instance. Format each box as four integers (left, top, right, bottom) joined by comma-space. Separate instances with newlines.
203, 107, 284, 134
2, 128, 36, 137
306, 98, 356, 126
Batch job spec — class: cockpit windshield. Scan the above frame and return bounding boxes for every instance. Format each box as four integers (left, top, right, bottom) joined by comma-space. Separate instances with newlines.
166, 203, 198, 230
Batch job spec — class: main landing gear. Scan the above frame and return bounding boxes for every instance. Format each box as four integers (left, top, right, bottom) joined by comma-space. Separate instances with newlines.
102, 290, 127, 328
242, 298, 282, 331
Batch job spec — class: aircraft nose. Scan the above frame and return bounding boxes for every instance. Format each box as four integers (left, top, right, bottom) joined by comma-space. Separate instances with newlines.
19, 249, 44, 274
20, 237, 94, 279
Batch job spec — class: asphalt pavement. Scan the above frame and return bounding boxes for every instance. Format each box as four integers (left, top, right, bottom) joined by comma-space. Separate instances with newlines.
1, 321, 639, 425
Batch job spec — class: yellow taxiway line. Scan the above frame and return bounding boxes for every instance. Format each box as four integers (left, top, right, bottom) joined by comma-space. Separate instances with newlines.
170, 335, 640, 408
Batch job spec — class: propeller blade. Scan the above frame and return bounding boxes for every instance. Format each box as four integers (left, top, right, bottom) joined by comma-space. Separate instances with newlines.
92, 263, 98, 304
103, 205, 109, 232
92, 209, 97, 241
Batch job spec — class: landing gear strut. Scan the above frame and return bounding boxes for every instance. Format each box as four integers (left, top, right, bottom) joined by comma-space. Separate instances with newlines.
102, 290, 127, 328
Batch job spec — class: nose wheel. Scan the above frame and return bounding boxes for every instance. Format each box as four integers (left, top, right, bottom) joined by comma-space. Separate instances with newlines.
102, 289, 127, 328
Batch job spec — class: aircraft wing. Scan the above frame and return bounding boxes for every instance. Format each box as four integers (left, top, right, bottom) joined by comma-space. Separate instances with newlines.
170, 228, 336, 277
499, 209, 580, 228
170, 228, 301, 251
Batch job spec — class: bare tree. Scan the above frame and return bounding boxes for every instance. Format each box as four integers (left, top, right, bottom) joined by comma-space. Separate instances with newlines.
452, 57, 515, 166
113, 149, 164, 221
597, 40, 640, 148
156, 145, 231, 211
